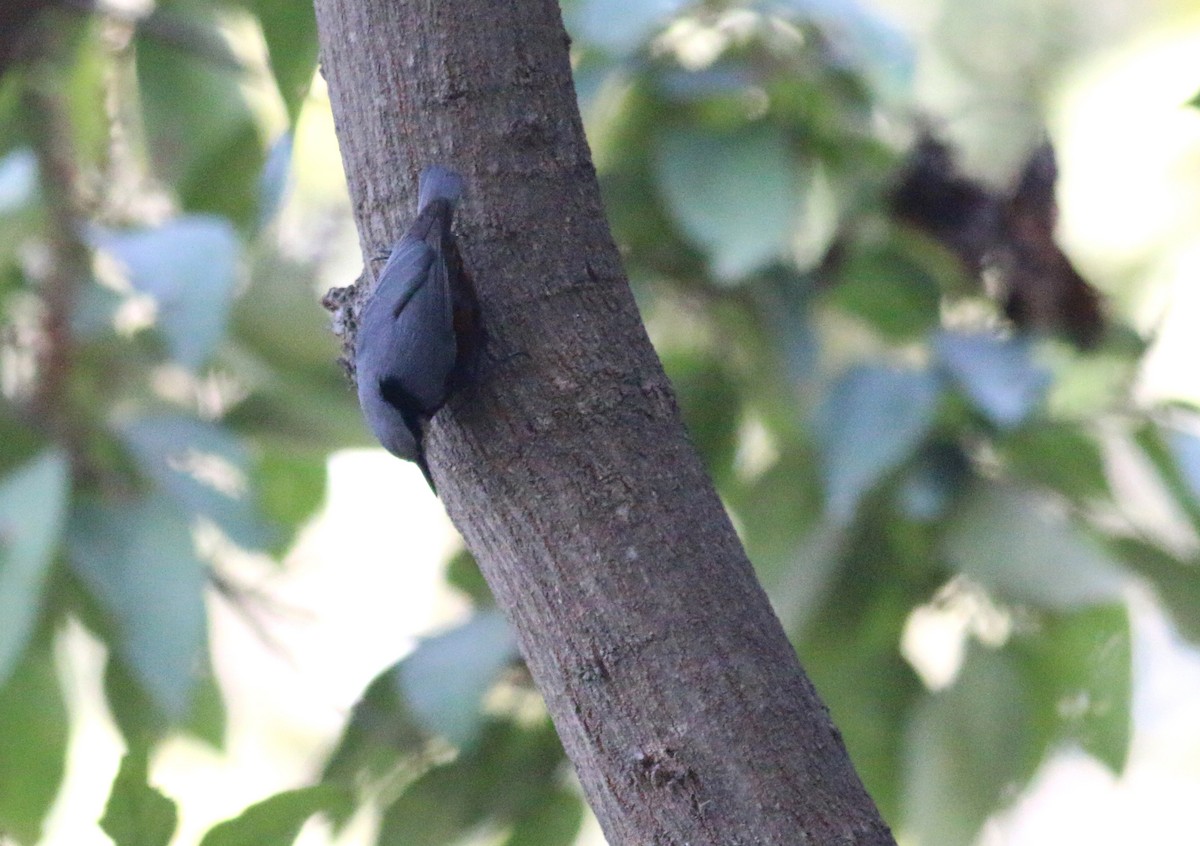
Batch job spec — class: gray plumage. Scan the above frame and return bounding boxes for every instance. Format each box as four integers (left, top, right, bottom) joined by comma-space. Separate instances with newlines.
355, 166, 464, 483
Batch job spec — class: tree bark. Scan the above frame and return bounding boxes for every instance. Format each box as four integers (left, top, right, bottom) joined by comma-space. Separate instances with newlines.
313, 2, 896, 844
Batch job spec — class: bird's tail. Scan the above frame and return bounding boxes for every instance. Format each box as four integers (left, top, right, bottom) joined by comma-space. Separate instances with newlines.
414, 444, 437, 495
418, 165, 464, 212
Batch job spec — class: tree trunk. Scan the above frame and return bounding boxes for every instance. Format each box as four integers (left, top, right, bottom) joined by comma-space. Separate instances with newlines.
313, 2, 896, 843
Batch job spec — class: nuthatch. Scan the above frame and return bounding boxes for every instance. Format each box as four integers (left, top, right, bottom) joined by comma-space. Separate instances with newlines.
355, 165, 474, 490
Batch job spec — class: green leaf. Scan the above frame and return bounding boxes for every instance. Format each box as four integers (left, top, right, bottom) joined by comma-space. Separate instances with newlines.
1115, 537, 1200, 643
136, 16, 265, 225
1168, 428, 1200, 489
222, 357, 367, 452
120, 414, 274, 551
198, 785, 351, 846
234, 249, 340, 378
226, 250, 366, 449
943, 483, 1125, 609
322, 665, 428, 787
815, 365, 941, 523
257, 133, 292, 229
800, 566, 925, 825
829, 241, 941, 341
655, 126, 803, 280
1044, 348, 1136, 419
1015, 604, 1131, 774
104, 654, 226, 750
185, 121, 267, 227
1161, 429, 1200, 535
96, 216, 240, 370
100, 751, 178, 846
903, 647, 1035, 846
377, 766, 481, 846
71, 278, 126, 341
445, 548, 493, 606
135, 8, 245, 71
500, 789, 585, 846
377, 719, 565, 846
736, 445, 834, 633
1133, 422, 1200, 535
663, 349, 742, 481
897, 441, 970, 522
0, 449, 70, 687
255, 446, 326, 555
292, 617, 519, 790
399, 611, 519, 749
934, 331, 1049, 428
246, 0, 318, 122
1001, 423, 1110, 502
182, 669, 227, 748
0, 639, 69, 845
68, 499, 208, 720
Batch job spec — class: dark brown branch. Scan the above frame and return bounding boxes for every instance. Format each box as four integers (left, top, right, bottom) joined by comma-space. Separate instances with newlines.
314, 1, 895, 843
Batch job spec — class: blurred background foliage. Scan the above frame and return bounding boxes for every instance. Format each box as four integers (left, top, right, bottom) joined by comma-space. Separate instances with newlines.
0, 0, 1198, 844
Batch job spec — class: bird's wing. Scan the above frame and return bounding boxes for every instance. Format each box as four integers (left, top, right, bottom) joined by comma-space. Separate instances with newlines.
370, 236, 436, 318
381, 244, 456, 413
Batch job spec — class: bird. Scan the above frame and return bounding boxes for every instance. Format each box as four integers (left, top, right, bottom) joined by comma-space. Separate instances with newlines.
354, 165, 469, 491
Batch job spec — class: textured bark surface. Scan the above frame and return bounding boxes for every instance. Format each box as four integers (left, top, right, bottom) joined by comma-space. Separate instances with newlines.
314, 2, 896, 843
